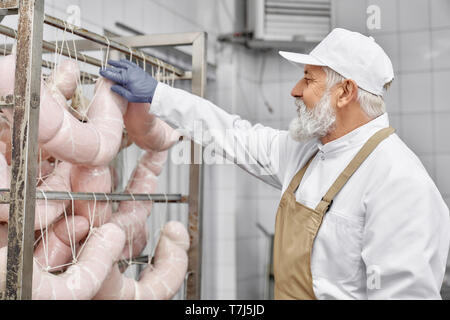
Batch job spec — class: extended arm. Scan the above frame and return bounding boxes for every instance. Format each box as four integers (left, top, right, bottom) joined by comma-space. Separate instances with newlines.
100, 59, 292, 189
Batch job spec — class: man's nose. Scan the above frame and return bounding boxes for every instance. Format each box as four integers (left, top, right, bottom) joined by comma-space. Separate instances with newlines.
291, 80, 303, 98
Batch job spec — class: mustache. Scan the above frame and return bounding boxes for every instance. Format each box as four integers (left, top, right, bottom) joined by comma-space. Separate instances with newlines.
294, 98, 310, 117
295, 98, 304, 109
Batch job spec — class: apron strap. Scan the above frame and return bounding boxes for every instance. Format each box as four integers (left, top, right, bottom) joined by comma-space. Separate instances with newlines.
315, 126, 396, 214
287, 150, 320, 194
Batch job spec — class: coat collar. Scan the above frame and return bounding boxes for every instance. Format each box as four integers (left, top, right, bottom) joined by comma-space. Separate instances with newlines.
316, 112, 390, 154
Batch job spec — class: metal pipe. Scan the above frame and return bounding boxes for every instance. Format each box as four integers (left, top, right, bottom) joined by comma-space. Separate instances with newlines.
0, 24, 187, 80
0, 1, 18, 10
43, 14, 185, 77
5, 0, 44, 300
185, 32, 207, 300
117, 255, 153, 270
71, 32, 203, 51
0, 23, 103, 67
0, 23, 187, 80
0, 94, 14, 109
0, 189, 188, 203
0, 44, 98, 84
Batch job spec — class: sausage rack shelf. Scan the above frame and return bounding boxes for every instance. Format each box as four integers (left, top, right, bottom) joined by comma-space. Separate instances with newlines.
0, 0, 205, 300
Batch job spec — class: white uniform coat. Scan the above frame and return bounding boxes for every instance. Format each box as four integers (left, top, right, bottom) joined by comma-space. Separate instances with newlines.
150, 82, 450, 299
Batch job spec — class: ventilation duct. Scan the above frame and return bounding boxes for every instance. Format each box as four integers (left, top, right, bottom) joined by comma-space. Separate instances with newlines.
248, 0, 331, 43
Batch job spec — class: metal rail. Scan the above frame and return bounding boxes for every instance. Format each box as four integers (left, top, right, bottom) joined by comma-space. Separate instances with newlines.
0, 0, 18, 9
0, 23, 103, 67
0, 23, 187, 80
0, 94, 14, 108
117, 255, 152, 270
43, 14, 185, 77
186, 32, 206, 300
69, 32, 204, 51
0, 189, 188, 203
0, 44, 98, 84
4, 0, 43, 300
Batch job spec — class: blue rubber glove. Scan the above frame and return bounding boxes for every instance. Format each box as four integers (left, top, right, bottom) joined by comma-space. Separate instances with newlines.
99, 59, 158, 103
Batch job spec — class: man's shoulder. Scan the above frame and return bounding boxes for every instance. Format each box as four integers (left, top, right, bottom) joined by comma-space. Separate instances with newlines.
368, 133, 435, 186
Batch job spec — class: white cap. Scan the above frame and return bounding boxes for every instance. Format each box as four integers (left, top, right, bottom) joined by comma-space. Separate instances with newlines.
279, 28, 394, 96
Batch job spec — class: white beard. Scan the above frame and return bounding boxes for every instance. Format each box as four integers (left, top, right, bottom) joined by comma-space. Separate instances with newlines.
288, 90, 337, 142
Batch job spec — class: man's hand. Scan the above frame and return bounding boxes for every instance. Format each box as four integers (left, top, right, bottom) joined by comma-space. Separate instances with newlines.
99, 59, 158, 103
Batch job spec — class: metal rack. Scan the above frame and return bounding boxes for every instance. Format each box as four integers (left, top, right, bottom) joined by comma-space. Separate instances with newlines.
0, 0, 205, 300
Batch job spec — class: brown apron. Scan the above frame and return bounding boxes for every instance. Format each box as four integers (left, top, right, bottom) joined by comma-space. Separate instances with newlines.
273, 126, 395, 300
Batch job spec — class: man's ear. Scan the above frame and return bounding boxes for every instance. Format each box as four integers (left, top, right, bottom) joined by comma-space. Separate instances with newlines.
336, 79, 358, 109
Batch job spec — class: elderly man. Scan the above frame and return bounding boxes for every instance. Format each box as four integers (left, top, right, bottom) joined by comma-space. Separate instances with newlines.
100, 28, 450, 300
